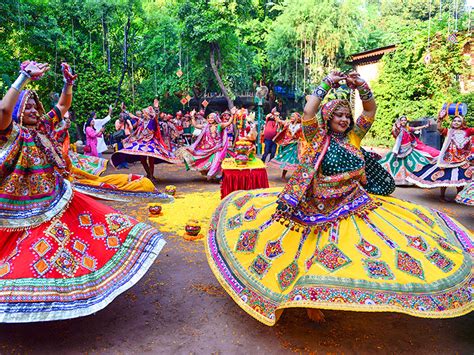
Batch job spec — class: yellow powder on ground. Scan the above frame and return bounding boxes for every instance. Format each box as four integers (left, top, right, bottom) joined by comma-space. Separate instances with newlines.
149, 191, 221, 237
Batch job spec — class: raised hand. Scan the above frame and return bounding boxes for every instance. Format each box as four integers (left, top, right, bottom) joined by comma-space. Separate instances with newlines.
153, 98, 159, 108
345, 71, 365, 89
21, 61, 50, 81
61, 62, 77, 85
324, 71, 346, 88
438, 109, 447, 120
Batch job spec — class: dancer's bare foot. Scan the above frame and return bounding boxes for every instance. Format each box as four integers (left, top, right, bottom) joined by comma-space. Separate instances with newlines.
439, 196, 451, 202
306, 309, 325, 323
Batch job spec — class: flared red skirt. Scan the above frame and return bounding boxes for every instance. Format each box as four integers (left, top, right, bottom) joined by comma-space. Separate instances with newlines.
0, 191, 166, 322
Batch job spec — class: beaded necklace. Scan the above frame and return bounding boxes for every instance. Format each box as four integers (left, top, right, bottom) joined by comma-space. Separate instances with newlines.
328, 130, 348, 142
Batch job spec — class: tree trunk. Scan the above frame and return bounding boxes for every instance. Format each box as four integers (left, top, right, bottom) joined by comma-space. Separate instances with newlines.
216, 43, 222, 69
115, 16, 131, 104
209, 42, 234, 110
102, 12, 111, 73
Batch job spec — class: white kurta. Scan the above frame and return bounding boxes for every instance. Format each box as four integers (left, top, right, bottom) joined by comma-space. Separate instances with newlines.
93, 115, 112, 154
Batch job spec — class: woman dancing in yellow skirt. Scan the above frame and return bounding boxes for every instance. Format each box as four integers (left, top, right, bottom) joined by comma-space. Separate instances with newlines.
205, 71, 472, 325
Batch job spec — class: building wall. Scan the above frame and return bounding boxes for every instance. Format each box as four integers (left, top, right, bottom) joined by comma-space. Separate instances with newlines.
353, 62, 381, 117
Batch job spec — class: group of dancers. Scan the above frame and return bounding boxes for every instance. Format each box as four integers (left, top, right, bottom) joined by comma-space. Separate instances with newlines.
380, 110, 473, 204
0, 61, 471, 325
81, 85, 473, 206
80, 99, 304, 183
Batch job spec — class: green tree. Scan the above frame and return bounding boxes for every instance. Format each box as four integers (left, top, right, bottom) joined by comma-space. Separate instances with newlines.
179, 0, 256, 108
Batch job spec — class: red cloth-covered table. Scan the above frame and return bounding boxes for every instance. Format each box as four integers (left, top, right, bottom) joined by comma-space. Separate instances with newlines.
220, 158, 269, 199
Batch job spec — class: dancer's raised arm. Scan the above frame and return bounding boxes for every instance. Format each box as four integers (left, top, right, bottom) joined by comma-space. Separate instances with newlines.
303, 71, 345, 123
346, 71, 376, 119
302, 71, 345, 142
56, 62, 77, 118
0, 61, 49, 130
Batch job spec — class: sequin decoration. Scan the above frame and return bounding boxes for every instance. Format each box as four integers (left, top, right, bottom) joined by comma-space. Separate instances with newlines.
277, 261, 299, 291
328, 224, 339, 244
106, 236, 120, 249
33, 239, 52, 257
53, 250, 78, 277
82, 255, 97, 271
426, 249, 455, 272
265, 239, 284, 259
235, 230, 260, 252
356, 238, 380, 258
363, 259, 394, 280
91, 224, 107, 239
227, 213, 243, 230
362, 216, 398, 249
105, 213, 132, 234
72, 240, 87, 254
45, 220, 71, 244
436, 238, 457, 253
406, 235, 429, 253
244, 205, 260, 222
412, 209, 435, 227
315, 243, 352, 272
356, 114, 374, 132
396, 250, 424, 280
33, 259, 50, 276
78, 213, 93, 227
239, 289, 277, 321
233, 193, 253, 210
0, 263, 11, 278
249, 255, 270, 278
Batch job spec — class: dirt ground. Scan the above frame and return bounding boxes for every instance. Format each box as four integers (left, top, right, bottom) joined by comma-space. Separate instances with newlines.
1, 155, 473, 354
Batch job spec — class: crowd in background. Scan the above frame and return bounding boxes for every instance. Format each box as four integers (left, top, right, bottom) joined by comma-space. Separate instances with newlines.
81, 101, 301, 163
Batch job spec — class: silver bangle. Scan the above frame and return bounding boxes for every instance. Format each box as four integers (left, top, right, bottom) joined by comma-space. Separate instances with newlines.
11, 72, 31, 92
62, 83, 73, 95
312, 86, 328, 100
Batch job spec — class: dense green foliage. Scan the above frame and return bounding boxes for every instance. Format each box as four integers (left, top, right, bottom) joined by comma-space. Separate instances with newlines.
0, 0, 472, 145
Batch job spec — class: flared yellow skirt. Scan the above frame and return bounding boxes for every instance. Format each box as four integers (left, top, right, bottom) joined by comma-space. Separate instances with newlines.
72, 167, 156, 191
206, 188, 473, 326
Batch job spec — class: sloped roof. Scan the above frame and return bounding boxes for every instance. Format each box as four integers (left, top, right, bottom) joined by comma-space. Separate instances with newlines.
346, 45, 396, 65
